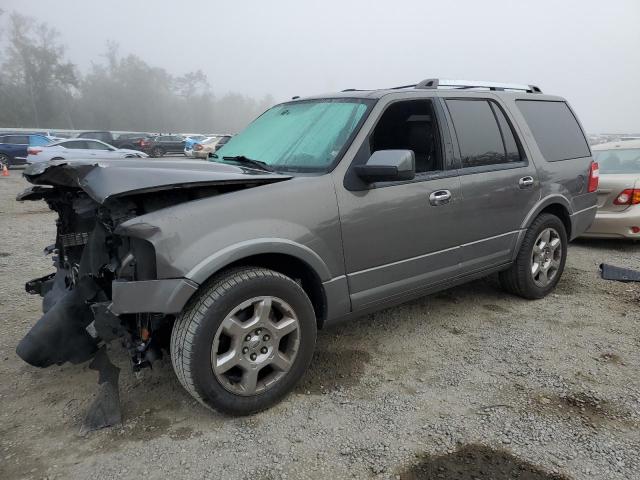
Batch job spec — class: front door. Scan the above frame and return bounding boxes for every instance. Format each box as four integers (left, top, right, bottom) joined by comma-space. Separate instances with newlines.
335, 98, 464, 311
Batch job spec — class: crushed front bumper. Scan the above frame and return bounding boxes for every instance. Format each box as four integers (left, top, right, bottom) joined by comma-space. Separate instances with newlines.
110, 278, 198, 314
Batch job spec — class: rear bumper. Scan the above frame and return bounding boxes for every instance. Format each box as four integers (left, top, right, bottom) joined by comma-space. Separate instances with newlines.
582, 205, 640, 239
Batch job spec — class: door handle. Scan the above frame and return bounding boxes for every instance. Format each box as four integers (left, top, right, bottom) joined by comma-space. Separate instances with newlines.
519, 176, 535, 188
429, 189, 451, 206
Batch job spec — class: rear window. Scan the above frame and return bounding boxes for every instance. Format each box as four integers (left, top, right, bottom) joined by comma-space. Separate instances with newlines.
517, 100, 590, 161
593, 148, 640, 174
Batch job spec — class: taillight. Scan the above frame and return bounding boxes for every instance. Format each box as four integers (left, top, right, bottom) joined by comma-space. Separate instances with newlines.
613, 189, 640, 205
587, 161, 599, 193
27, 147, 42, 155
194, 144, 203, 151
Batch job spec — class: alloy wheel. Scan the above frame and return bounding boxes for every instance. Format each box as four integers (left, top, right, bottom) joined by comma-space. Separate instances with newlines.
211, 296, 301, 396
530, 227, 562, 287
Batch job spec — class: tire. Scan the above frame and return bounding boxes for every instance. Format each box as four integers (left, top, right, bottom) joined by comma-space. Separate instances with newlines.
0, 153, 10, 168
170, 267, 317, 415
151, 147, 164, 158
499, 213, 567, 299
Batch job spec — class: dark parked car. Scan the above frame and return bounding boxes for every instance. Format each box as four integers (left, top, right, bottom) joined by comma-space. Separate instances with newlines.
16, 78, 598, 418
76, 131, 152, 151
142, 134, 187, 157
0, 134, 51, 167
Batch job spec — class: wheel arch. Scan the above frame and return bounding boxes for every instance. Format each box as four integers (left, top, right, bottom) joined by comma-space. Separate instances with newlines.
513, 197, 572, 260
521, 196, 572, 238
186, 240, 332, 328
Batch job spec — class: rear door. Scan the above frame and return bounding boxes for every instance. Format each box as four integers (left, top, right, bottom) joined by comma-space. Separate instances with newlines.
3, 135, 30, 163
61, 140, 90, 159
441, 96, 540, 273
169, 135, 186, 152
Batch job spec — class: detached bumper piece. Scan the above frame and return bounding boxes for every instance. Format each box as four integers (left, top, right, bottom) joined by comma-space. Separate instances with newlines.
16, 276, 102, 367
80, 346, 122, 434
600, 263, 640, 282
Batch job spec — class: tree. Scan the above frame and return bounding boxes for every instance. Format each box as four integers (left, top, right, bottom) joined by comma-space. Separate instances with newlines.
0, 13, 77, 127
0, 12, 274, 133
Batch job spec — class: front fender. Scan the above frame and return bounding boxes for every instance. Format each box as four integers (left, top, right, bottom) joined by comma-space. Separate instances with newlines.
185, 238, 333, 285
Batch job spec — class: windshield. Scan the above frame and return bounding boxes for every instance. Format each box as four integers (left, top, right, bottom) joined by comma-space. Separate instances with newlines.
213, 99, 372, 172
594, 148, 640, 174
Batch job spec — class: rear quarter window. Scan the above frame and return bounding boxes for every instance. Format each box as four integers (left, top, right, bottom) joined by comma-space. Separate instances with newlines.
516, 100, 590, 161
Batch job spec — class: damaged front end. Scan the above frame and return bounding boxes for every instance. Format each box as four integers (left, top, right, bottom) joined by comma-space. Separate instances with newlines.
17, 184, 168, 370
17, 159, 291, 371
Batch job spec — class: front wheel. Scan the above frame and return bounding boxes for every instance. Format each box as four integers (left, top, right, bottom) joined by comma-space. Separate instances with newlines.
170, 267, 317, 415
0, 154, 9, 168
499, 213, 567, 299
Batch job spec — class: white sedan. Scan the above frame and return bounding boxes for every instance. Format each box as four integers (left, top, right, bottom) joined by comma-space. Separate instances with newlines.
26, 139, 148, 163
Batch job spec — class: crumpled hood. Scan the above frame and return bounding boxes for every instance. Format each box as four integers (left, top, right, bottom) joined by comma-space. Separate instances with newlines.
20, 158, 292, 204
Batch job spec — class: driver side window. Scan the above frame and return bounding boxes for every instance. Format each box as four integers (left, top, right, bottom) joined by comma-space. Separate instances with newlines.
370, 99, 443, 174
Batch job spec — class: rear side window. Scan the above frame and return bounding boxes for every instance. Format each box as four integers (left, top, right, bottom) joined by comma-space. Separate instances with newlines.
446, 99, 522, 168
64, 140, 89, 149
516, 100, 590, 161
4, 135, 28, 144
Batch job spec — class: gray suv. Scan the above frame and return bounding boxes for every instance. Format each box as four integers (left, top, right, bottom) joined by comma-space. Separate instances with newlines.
17, 78, 598, 416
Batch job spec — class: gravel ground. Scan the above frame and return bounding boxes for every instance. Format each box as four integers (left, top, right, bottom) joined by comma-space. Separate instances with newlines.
1, 170, 639, 480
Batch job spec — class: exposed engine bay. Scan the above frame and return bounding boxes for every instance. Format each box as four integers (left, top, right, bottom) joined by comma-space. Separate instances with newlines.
17, 185, 166, 371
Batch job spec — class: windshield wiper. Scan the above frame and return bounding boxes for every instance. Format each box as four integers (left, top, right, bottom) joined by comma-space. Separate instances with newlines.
221, 155, 274, 172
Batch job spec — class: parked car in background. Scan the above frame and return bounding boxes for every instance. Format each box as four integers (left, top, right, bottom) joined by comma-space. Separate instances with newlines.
183, 135, 209, 157
142, 134, 186, 157
17, 78, 598, 416
583, 140, 640, 239
192, 135, 233, 159
76, 131, 152, 151
26, 139, 148, 163
0, 134, 51, 167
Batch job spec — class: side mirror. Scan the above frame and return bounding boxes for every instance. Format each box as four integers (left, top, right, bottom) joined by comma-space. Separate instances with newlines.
355, 150, 415, 183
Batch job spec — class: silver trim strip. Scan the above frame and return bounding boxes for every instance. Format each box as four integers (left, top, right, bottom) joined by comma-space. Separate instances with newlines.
349, 230, 520, 277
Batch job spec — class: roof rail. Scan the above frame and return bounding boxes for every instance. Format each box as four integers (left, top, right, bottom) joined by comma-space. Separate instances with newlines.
415, 78, 542, 93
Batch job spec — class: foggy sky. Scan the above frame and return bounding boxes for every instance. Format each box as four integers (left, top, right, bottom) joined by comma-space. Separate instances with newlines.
3, 0, 639, 133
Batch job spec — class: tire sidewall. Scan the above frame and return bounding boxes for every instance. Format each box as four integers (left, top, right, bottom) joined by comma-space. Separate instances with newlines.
187, 273, 316, 414
520, 215, 568, 298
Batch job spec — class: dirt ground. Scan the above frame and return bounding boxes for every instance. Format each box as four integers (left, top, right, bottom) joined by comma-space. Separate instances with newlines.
1, 170, 639, 480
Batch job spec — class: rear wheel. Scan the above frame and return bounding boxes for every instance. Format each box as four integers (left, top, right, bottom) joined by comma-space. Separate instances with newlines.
0, 154, 9, 168
170, 267, 317, 415
151, 147, 164, 158
499, 213, 567, 299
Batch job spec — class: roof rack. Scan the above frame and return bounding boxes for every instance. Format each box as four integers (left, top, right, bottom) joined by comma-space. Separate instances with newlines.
414, 78, 542, 93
